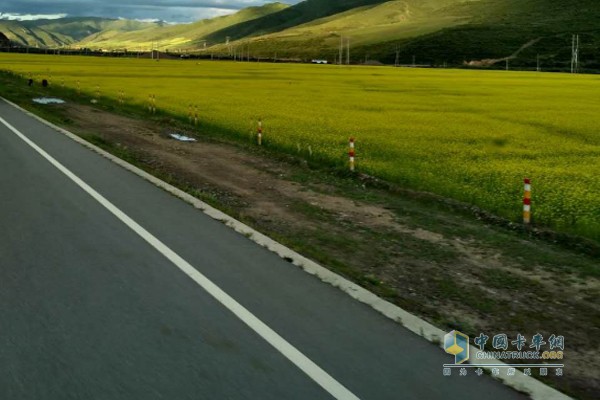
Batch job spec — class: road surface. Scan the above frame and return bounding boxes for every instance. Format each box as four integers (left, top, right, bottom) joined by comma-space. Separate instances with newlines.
0, 99, 525, 399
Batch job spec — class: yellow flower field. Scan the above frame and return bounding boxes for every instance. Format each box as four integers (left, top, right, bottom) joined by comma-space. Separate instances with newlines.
1, 54, 598, 240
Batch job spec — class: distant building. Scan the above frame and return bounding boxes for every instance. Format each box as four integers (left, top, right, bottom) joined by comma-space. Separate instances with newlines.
0, 32, 11, 48
311, 59, 328, 64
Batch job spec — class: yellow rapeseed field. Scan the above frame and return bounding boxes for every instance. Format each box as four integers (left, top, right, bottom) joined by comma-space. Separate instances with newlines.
1, 54, 598, 240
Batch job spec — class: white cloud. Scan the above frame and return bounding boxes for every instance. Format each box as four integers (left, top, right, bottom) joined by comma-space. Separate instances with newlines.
190, 7, 236, 20
0, 13, 68, 21
0, 1, 300, 23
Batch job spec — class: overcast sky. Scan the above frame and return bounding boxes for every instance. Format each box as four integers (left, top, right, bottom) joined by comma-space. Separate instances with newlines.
0, 0, 301, 23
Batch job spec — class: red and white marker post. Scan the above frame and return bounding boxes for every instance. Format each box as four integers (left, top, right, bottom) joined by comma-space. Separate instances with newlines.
523, 178, 532, 224
257, 119, 263, 146
349, 137, 356, 172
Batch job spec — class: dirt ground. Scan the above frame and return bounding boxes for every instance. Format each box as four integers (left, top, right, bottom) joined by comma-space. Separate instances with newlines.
47, 103, 600, 399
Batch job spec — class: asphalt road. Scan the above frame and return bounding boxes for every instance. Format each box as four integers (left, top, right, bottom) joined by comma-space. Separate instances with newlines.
0, 99, 526, 399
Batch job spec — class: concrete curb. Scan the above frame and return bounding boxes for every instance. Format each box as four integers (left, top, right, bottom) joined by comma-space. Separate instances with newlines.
2, 97, 571, 400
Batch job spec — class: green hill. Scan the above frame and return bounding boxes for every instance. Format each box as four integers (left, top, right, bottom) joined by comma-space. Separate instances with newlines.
2, 0, 598, 71
365, 0, 600, 71
78, 3, 290, 50
0, 17, 155, 48
0, 20, 74, 47
215, 0, 472, 59
213, 0, 599, 71
203, 0, 392, 43
33, 18, 155, 42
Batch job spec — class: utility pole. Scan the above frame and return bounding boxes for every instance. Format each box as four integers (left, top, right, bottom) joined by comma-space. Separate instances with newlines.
346, 37, 350, 65
571, 34, 579, 73
506, 58, 509, 71
412, 55, 416, 67
339, 35, 343, 65
537, 54, 540, 72
394, 46, 400, 67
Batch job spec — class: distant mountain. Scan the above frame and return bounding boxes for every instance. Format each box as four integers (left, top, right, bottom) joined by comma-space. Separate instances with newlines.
78, 3, 290, 50
216, 0, 470, 59
203, 0, 391, 43
0, 19, 74, 47
0, 17, 156, 47
217, 0, 599, 71
34, 18, 156, 42
1, 0, 598, 71
365, 0, 600, 70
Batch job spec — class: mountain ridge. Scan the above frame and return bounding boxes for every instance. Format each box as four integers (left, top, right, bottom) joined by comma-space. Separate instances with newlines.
1, 0, 598, 71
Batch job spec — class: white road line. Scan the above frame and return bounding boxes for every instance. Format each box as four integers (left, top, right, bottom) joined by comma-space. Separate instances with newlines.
0, 115, 360, 400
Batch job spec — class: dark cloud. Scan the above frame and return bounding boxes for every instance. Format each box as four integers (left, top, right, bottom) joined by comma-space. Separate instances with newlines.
0, 0, 301, 23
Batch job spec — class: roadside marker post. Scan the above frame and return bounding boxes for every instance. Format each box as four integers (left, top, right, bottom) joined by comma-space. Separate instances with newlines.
349, 137, 356, 172
257, 119, 263, 146
76, 80, 81, 96
95, 85, 100, 100
523, 178, 532, 224
194, 105, 199, 127
188, 104, 192, 124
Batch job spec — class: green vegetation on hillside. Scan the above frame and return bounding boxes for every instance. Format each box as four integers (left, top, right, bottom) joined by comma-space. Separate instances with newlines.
358, 0, 600, 70
77, 3, 290, 50
208, 0, 600, 71
214, 0, 472, 60
2, 0, 599, 71
204, 0, 389, 43
0, 19, 74, 47
0, 17, 156, 48
2, 54, 598, 240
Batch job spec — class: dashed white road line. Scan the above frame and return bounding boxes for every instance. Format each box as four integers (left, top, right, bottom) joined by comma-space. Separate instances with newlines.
0, 115, 360, 400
